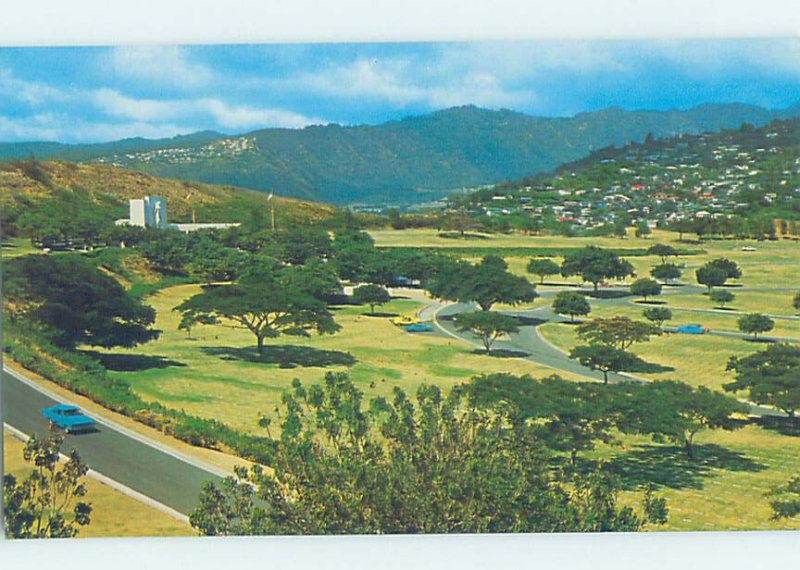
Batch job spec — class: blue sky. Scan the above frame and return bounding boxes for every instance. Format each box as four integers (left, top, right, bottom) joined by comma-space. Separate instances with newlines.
1, 39, 800, 143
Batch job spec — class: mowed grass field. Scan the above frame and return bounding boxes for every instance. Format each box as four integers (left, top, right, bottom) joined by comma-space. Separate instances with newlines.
78, 229, 800, 531
99, 285, 584, 433
2, 430, 194, 538
601, 426, 800, 531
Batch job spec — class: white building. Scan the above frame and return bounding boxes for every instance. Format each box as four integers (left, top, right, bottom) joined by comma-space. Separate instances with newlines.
116, 195, 239, 233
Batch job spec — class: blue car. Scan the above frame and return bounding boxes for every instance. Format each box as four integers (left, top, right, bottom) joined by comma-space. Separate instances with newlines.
403, 323, 434, 333
676, 324, 709, 335
42, 404, 97, 434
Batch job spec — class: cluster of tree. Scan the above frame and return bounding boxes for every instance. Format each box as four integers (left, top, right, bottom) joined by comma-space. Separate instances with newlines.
696, 258, 742, 292
669, 216, 778, 241
468, 374, 746, 463
559, 247, 636, 291
190, 373, 669, 535
3, 429, 92, 538
428, 255, 537, 311
527, 247, 637, 291
15, 189, 123, 249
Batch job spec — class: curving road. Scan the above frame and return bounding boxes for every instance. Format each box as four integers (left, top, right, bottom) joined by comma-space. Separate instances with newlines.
424, 284, 794, 417
2, 366, 228, 516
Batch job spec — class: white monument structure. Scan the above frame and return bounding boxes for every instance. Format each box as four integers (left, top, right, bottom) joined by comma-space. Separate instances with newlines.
125, 196, 169, 229
116, 195, 239, 233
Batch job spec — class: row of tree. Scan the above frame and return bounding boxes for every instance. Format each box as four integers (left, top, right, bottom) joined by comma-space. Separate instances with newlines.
189, 372, 670, 535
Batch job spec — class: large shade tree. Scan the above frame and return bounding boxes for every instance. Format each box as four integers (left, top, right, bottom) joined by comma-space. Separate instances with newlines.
552, 291, 591, 323
428, 256, 537, 311
576, 317, 661, 352
454, 311, 520, 354
4, 255, 159, 349
527, 258, 561, 284
619, 381, 747, 460
725, 343, 800, 418
560, 246, 635, 291
175, 260, 340, 354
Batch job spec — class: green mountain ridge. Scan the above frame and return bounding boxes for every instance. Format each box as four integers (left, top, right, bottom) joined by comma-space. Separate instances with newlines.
2, 104, 798, 206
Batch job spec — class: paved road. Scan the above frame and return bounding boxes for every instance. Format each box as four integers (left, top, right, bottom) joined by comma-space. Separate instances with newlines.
435, 302, 638, 384
428, 288, 790, 416
2, 367, 226, 516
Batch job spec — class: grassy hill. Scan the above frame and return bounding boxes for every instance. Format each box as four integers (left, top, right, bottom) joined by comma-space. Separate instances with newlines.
0, 159, 337, 235
3, 104, 799, 206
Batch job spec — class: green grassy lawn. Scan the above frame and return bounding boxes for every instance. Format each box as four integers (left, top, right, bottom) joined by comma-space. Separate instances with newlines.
588, 301, 800, 339
664, 290, 799, 316
368, 228, 679, 249
99, 285, 584, 433
539, 321, 764, 391
595, 426, 800, 531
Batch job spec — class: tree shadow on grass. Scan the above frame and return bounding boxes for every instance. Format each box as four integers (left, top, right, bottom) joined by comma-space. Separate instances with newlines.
202, 345, 357, 369
743, 337, 778, 344
621, 354, 675, 374
362, 312, 400, 318
753, 415, 800, 437
634, 300, 668, 305
84, 351, 186, 372
514, 316, 549, 327
596, 443, 766, 490
473, 348, 530, 358
585, 290, 633, 299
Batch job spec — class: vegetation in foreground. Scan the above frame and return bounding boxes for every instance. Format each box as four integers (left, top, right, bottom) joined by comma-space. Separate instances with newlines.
2, 430, 193, 538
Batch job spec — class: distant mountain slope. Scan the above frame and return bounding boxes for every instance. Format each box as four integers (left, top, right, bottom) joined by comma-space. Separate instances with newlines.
458, 116, 800, 235
2, 104, 798, 205
0, 160, 336, 235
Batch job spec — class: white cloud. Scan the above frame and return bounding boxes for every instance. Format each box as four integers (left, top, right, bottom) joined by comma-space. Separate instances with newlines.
0, 68, 70, 106
289, 55, 534, 110
107, 46, 215, 89
200, 99, 324, 130
90, 88, 324, 130
0, 113, 191, 142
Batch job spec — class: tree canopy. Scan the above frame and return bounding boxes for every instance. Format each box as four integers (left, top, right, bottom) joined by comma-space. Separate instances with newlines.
560, 246, 635, 291
630, 278, 662, 302
4, 254, 158, 349
576, 317, 661, 352
650, 263, 682, 285
527, 258, 560, 284
352, 284, 391, 314
454, 311, 520, 354
710, 289, 735, 308
725, 343, 800, 418
428, 256, 537, 311
647, 244, 679, 264
552, 291, 591, 322
3, 429, 92, 538
175, 259, 340, 354
190, 373, 663, 535
619, 381, 747, 460
569, 345, 636, 384
737, 313, 775, 340
642, 306, 672, 328
696, 258, 742, 292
